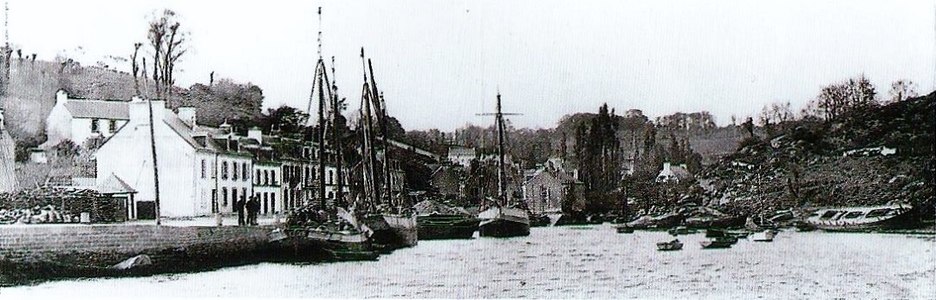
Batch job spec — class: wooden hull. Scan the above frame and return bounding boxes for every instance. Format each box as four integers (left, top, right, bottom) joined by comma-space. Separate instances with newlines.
700, 240, 733, 249
806, 204, 922, 232
417, 214, 479, 240
656, 240, 683, 251
364, 214, 418, 251
478, 207, 530, 238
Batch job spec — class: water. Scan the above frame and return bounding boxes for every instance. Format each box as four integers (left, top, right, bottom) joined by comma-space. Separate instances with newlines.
2, 225, 934, 299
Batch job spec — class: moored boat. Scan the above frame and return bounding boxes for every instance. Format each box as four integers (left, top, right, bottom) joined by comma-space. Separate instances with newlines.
615, 224, 634, 233
750, 230, 776, 242
417, 213, 480, 239
700, 236, 735, 249
478, 205, 531, 237
476, 92, 531, 238
363, 213, 418, 251
657, 239, 683, 251
805, 203, 919, 232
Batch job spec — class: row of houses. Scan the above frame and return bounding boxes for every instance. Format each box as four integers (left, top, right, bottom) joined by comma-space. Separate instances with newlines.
46, 90, 350, 219
436, 145, 694, 214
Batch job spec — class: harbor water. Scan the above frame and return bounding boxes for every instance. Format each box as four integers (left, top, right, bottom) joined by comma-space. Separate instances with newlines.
2, 224, 934, 299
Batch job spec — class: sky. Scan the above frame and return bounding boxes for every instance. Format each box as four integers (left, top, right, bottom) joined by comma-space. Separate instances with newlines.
6, 0, 935, 131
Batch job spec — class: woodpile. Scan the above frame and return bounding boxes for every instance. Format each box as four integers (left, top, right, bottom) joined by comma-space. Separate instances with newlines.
0, 187, 122, 224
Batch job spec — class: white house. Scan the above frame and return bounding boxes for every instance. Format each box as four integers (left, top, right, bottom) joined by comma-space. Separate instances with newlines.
447, 146, 476, 167
95, 99, 253, 219
655, 162, 693, 184
45, 90, 130, 147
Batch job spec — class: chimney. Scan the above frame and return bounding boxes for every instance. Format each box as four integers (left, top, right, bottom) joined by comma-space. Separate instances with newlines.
178, 107, 197, 127
55, 90, 69, 106
128, 97, 166, 126
248, 127, 263, 145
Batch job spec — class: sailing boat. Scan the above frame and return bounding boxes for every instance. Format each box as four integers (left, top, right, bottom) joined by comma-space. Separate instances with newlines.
357, 49, 418, 251
282, 7, 376, 262
477, 93, 531, 238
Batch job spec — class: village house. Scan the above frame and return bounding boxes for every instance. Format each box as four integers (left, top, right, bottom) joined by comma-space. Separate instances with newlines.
95, 99, 254, 219
45, 90, 130, 148
447, 145, 476, 167
655, 162, 693, 183
521, 167, 583, 214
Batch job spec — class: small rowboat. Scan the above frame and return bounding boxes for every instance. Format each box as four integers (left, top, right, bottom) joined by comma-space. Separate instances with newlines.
657, 239, 683, 251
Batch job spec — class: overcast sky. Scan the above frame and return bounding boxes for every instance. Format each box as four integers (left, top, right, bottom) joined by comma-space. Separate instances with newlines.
8, 0, 935, 130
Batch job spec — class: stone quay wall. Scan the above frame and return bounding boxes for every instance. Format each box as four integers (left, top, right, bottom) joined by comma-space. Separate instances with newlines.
0, 224, 281, 284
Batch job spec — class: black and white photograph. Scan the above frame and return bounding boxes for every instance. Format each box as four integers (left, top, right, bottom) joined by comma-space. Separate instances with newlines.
0, 0, 933, 298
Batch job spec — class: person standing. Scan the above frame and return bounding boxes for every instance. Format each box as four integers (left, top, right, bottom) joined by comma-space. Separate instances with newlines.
235, 196, 245, 226
247, 196, 258, 226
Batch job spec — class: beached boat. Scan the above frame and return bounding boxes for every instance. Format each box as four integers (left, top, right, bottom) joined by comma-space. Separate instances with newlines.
657, 239, 683, 251
705, 229, 727, 238
804, 203, 918, 232
477, 93, 531, 238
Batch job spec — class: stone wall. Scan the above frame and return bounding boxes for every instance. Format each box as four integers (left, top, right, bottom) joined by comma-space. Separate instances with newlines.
0, 224, 281, 284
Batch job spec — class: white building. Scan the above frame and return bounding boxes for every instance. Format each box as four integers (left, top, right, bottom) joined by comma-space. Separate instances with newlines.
95, 99, 254, 219
655, 162, 693, 184
45, 90, 130, 147
447, 146, 477, 167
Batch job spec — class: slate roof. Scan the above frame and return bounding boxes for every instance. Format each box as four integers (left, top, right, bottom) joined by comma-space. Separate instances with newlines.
64, 100, 130, 120
97, 173, 137, 194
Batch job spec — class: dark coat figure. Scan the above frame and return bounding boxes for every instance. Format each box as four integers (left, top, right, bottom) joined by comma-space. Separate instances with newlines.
247, 196, 259, 226
235, 197, 246, 226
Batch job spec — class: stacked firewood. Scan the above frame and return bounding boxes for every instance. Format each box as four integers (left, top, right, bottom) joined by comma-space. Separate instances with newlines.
0, 187, 122, 224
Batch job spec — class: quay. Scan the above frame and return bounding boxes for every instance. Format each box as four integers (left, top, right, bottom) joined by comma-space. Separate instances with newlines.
0, 215, 293, 286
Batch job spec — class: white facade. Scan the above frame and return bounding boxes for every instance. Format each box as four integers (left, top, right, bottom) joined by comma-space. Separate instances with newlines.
46, 90, 129, 147
95, 99, 254, 218
253, 162, 281, 215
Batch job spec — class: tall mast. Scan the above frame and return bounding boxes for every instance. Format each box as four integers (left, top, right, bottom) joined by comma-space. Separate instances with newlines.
496, 93, 506, 204
367, 58, 394, 208
330, 56, 345, 207
360, 49, 381, 208
315, 7, 327, 211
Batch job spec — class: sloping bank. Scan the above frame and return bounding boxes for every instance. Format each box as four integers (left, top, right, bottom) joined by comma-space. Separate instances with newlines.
0, 224, 312, 286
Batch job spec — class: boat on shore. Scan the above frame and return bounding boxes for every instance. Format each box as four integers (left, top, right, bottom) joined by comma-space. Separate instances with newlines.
529, 213, 551, 227
657, 239, 683, 251
805, 203, 920, 232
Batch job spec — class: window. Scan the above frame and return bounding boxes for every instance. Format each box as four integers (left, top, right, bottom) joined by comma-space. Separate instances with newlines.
271, 193, 276, 213
91, 118, 100, 133
264, 170, 270, 185
328, 170, 334, 185
262, 193, 269, 214
108, 120, 117, 133
221, 161, 229, 180
200, 159, 206, 179
242, 163, 249, 181
222, 187, 228, 207
232, 162, 239, 180
256, 170, 261, 185
242, 188, 247, 203
211, 161, 217, 179
231, 189, 238, 209
271, 170, 277, 185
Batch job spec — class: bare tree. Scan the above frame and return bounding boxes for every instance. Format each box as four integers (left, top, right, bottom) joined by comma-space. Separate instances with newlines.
131, 42, 142, 95
146, 9, 188, 100
807, 75, 878, 120
888, 80, 919, 103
